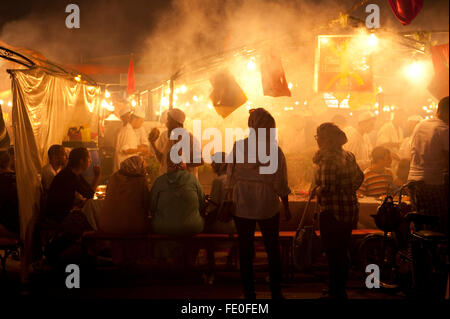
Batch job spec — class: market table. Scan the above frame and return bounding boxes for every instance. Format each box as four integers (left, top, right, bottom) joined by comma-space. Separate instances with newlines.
82, 194, 381, 232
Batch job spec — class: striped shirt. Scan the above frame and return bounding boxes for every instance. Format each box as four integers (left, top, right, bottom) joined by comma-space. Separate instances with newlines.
360, 168, 394, 198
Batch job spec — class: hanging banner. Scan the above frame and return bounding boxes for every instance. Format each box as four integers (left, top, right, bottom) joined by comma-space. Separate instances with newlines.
209, 69, 247, 118
315, 35, 373, 93
260, 52, 291, 97
428, 43, 449, 100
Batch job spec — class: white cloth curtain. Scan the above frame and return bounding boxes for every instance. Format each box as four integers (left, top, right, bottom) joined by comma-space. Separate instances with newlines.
10, 66, 100, 270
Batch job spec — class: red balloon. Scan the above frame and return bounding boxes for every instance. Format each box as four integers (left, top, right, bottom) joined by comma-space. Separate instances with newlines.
388, 0, 424, 25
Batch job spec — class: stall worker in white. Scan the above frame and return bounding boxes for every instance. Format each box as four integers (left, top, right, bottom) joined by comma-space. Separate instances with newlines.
148, 108, 202, 178
343, 111, 376, 171
399, 115, 423, 160
132, 108, 150, 155
376, 108, 405, 159
114, 109, 149, 172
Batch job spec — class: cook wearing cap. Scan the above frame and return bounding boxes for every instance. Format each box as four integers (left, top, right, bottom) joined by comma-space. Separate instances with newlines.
148, 108, 202, 178
399, 115, 424, 159
118, 106, 131, 126
343, 110, 377, 171
130, 109, 150, 155
114, 108, 149, 172
376, 108, 404, 155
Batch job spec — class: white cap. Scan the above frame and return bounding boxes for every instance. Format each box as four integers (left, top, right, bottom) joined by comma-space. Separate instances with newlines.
407, 115, 423, 122
118, 106, 131, 117
132, 109, 145, 119
358, 111, 375, 123
168, 108, 186, 124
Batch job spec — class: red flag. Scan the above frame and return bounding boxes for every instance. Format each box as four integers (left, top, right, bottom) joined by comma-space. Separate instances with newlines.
260, 52, 291, 97
428, 44, 449, 100
388, 0, 424, 26
127, 54, 136, 96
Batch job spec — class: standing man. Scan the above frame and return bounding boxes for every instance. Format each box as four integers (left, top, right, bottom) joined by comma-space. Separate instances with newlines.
114, 110, 148, 172
343, 111, 376, 171
408, 96, 449, 235
148, 108, 202, 178
42, 144, 68, 193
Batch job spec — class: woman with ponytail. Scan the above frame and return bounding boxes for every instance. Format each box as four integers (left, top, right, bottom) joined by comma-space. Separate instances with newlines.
313, 122, 364, 299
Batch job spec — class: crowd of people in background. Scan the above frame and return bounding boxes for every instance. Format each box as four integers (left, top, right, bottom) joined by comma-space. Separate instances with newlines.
0, 95, 448, 299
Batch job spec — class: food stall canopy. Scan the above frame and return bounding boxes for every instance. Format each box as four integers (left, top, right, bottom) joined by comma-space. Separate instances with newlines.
9, 66, 101, 257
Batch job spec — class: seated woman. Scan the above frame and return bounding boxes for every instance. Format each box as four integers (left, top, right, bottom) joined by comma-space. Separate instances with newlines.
97, 156, 151, 234
149, 157, 205, 236
0, 150, 19, 239
204, 152, 236, 234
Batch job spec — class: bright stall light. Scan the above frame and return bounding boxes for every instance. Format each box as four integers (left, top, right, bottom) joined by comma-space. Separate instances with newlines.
7, 101, 12, 107
0, 100, 3, 105
320, 37, 329, 45
74, 75, 81, 82
368, 33, 378, 47
131, 100, 137, 107
105, 90, 110, 98
377, 86, 383, 93
404, 62, 426, 82
295, 101, 299, 105
208, 102, 213, 110
166, 87, 171, 95
375, 110, 379, 115
247, 59, 256, 70
181, 85, 187, 93
288, 82, 293, 90
101, 99, 114, 112
193, 95, 199, 102
161, 97, 169, 107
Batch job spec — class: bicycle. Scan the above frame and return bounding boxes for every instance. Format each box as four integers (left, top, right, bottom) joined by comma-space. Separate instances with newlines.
358, 181, 448, 298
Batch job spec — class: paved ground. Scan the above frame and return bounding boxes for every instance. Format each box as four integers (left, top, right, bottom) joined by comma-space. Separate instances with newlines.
1, 250, 406, 299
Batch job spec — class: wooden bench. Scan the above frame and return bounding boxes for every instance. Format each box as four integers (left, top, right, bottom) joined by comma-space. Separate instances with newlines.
81, 231, 295, 278
81, 229, 381, 280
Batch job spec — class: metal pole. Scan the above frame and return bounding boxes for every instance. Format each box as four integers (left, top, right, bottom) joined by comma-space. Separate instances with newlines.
169, 78, 174, 110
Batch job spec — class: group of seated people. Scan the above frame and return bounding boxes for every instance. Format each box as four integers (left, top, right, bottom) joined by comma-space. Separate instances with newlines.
37, 143, 234, 266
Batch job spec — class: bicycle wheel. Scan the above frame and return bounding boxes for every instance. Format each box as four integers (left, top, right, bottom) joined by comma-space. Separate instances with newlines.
358, 233, 398, 289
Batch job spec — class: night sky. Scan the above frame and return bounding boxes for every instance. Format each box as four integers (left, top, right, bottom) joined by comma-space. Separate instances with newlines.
1, 0, 448, 64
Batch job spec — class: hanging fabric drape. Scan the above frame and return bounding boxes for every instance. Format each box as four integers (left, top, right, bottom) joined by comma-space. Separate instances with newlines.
428, 43, 449, 100
10, 66, 100, 270
388, 0, 424, 26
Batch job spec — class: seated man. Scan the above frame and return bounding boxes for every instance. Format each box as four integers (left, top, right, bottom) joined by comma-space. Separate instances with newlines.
0, 150, 19, 238
359, 146, 394, 198
43, 147, 100, 265
42, 144, 68, 193
97, 156, 151, 234
149, 157, 205, 236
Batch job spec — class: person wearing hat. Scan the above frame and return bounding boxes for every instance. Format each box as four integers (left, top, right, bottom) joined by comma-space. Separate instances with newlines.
343, 111, 376, 171
399, 115, 423, 160
132, 109, 150, 154
148, 108, 202, 178
114, 109, 149, 172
